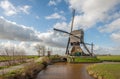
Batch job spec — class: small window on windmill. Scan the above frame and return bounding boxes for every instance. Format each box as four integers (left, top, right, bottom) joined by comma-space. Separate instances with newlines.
70, 30, 82, 46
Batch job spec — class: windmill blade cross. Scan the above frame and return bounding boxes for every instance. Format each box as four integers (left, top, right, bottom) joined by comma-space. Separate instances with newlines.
54, 28, 80, 39
54, 28, 70, 35
85, 43, 94, 45
54, 28, 93, 46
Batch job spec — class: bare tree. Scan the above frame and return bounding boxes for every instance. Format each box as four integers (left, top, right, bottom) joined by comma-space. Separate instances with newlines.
1, 46, 26, 66
20, 48, 26, 62
11, 46, 15, 62
4, 47, 11, 66
42, 46, 46, 56
35, 44, 46, 57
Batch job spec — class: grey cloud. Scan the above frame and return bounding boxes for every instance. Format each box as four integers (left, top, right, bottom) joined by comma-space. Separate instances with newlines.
0, 17, 42, 41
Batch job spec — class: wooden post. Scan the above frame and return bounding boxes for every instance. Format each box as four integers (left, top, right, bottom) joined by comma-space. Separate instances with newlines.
91, 43, 93, 55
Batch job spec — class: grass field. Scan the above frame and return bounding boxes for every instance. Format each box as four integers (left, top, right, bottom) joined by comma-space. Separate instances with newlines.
0, 55, 38, 62
75, 57, 101, 63
67, 55, 120, 63
97, 55, 120, 62
67, 56, 101, 63
0, 61, 45, 79
87, 63, 120, 79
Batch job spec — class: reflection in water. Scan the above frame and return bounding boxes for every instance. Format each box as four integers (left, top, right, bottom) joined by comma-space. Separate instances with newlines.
36, 63, 94, 79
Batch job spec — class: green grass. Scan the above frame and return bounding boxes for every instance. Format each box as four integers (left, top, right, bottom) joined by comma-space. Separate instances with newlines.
68, 57, 101, 63
2, 69, 23, 78
0, 55, 39, 62
0, 55, 39, 70
75, 57, 101, 62
0, 56, 12, 62
0, 61, 44, 79
0, 62, 23, 70
49, 55, 61, 60
0, 66, 8, 69
97, 55, 120, 62
87, 63, 120, 79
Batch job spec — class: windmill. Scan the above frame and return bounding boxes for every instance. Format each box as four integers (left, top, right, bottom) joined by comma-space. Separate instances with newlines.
54, 10, 94, 56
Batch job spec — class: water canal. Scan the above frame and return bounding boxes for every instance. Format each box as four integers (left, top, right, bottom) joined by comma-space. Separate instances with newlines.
36, 63, 94, 79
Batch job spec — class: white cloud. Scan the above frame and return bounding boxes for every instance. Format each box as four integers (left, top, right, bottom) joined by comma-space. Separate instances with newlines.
45, 13, 66, 20
35, 16, 40, 19
98, 18, 120, 42
0, 16, 41, 41
48, 0, 56, 6
94, 45, 120, 55
111, 32, 120, 42
0, 0, 31, 16
0, 16, 68, 48
60, 11, 64, 14
0, 41, 38, 55
0, 0, 17, 16
48, 0, 61, 6
38, 31, 68, 48
99, 18, 120, 33
19, 5, 31, 14
0, 41, 67, 55
53, 22, 69, 31
66, 0, 120, 30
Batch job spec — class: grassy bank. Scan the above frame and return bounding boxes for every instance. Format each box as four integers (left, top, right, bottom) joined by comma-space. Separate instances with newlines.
97, 55, 120, 62
0, 56, 39, 70
0, 61, 46, 79
87, 63, 120, 79
0, 57, 50, 79
67, 56, 101, 63
0, 55, 38, 62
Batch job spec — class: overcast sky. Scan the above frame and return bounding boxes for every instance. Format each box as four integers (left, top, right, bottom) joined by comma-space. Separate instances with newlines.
0, 0, 120, 55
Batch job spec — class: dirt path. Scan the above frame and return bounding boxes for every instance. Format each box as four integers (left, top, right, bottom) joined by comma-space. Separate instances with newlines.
36, 63, 94, 79
0, 63, 30, 75
0, 59, 33, 67
0, 59, 35, 75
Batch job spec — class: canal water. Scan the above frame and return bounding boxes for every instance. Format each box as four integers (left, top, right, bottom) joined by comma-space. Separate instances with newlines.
36, 63, 94, 79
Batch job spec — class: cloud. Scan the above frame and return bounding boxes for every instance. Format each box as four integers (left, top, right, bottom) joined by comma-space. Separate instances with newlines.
0, 0, 31, 16
38, 31, 68, 48
48, 0, 56, 6
45, 13, 66, 20
0, 0, 17, 16
35, 16, 40, 19
0, 16, 67, 48
99, 18, 120, 33
111, 32, 120, 42
0, 41, 67, 55
48, 0, 61, 6
0, 16, 68, 50
19, 5, 31, 14
60, 11, 64, 14
98, 18, 120, 42
94, 45, 120, 55
0, 16, 42, 41
66, 0, 120, 30
0, 41, 38, 55
53, 22, 69, 31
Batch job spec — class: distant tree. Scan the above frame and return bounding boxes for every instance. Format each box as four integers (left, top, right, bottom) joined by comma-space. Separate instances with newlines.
11, 46, 15, 62
16, 48, 26, 62
4, 47, 11, 66
35, 44, 45, 57
1, 46, 26, 66
42, 46, 45, 56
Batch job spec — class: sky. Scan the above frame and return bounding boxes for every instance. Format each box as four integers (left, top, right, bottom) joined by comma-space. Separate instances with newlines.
0, 0, 120, 55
